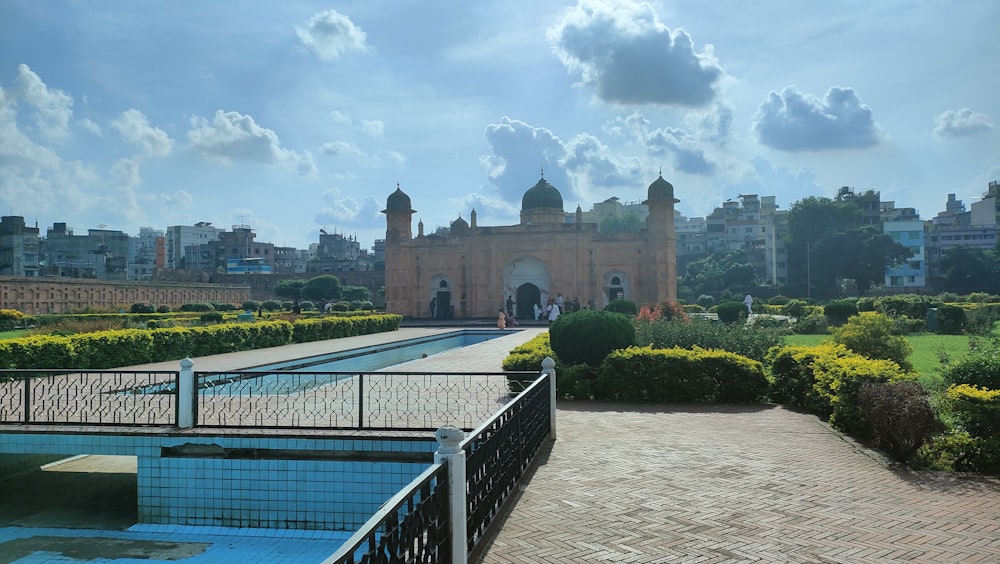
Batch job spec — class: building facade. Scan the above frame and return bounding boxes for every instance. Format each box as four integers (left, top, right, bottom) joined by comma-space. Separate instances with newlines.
382, 175, 679, 319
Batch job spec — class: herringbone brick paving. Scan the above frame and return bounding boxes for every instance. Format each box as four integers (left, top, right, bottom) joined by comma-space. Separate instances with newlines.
477, 402, 1000, 563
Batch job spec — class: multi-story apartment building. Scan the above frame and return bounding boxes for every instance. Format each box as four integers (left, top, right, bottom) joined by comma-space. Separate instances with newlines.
0, 216, 41, 277
42, 223, 130, 280
884, 219, 926, 289
128, 227, 164, 281
165, 222, 222, 269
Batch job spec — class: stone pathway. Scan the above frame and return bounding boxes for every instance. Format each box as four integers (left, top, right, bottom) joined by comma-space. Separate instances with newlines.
477, 402, 1000, 563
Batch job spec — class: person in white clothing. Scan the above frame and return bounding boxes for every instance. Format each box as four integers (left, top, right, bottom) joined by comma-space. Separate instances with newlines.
546, 299, 560, 324
743, 294, 753, 314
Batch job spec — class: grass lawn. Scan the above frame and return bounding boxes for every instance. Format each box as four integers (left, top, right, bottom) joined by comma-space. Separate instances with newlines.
0, 330, 31, 340
784, 333, 974, 388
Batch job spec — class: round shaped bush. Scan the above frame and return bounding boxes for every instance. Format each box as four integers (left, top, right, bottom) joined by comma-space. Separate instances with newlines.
697, 294, 716, 308
935, 304, 966, 335
605, 298, 638, 315
716, 300, 745, 324
824, 299, 859, 326
549, 310, 636, 367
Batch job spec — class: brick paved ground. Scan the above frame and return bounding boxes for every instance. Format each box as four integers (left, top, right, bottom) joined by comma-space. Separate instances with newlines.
477, 401, 1000, 563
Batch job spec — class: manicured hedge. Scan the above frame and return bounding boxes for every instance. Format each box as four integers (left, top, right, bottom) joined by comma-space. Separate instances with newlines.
0, 314, 401, 369
595, 345, 768, 403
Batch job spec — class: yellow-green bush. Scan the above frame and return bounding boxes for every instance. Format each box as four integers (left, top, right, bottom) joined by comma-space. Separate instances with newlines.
0, 314, 400, 369
812, 352, 915, 437
831, 311, 912, 370
766, 343, 852, 414
946, 384, 1000, 438
501, 333, 554, 372
596, 345, 767, 403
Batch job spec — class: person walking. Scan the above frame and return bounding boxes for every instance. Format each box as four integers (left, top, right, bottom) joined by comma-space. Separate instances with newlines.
546, 299, 560, 325
743, 294, 753, 314
497, 308, 507, 330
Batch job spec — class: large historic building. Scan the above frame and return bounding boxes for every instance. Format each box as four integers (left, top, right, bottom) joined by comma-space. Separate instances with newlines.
382, 174, 679, 319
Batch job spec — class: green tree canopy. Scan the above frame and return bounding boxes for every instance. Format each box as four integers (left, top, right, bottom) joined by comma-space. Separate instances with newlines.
935, 246, 1000, 294
813, 226, 912, 295
274, 279, 306, 304
681, 250, 755, 295
302, 275, 342, 302
599, 212, 644, 233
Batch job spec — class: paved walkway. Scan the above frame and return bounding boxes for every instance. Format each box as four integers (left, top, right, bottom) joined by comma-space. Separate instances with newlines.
477, 402, 1000, 563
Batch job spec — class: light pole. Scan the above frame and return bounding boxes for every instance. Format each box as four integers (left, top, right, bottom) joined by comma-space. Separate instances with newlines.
807, 241, 811, 304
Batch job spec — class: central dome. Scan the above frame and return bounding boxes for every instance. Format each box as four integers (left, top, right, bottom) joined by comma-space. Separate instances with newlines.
646, 174, 675, 202
521, 177, 564, 211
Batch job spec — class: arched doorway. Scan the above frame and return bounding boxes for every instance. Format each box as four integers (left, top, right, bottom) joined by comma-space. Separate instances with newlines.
515, 283, 541, 320
429, 275, 453, 319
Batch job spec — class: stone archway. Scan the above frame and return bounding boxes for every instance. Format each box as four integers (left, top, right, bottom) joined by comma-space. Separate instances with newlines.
503, 256, 551, 315
515, 283, 541, 320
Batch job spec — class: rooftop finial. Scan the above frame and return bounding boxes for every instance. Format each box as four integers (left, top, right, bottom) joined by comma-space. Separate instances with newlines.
540, 166, 544, 179
659, 166, 662, 177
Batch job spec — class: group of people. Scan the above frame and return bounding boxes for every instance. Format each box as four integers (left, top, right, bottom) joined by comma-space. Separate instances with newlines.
498, 293, 563, 329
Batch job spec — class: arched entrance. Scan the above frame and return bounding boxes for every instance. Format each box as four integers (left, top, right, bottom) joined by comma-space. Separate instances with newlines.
429, 275, 453, 319
515, 283, 541, 320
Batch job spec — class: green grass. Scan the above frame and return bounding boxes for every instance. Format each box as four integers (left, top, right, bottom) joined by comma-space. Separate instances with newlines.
784, 333, 973, 388
0, 330, 31, 340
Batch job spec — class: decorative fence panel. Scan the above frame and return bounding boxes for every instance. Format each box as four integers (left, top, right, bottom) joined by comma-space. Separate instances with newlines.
194, 370, 534, 431
0, 370, 178, 425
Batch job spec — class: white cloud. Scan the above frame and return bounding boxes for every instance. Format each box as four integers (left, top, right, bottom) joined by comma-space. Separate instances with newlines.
112, 109, 173, 157
296, 10, 367, 60
78, 118, 102, 136
14, 64, 73, 140
934, 108, 994, 138
721, 156, 822, 209
613, 112, 716, 175
320, 141, 368, 159
0, 84, 61, 168
753, 86, 881, 151
187, 109, 315, 174
561, 133, 642, 189
314, 186, 382, 225
548, 0, 724, 106
646, 127, 714, 175
481, 117, 571, 202
360, 120, 384, 138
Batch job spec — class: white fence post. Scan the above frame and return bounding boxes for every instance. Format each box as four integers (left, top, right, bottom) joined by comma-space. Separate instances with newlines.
178, 358, 194, 429
434, 425, 467, 564
542, 356, 557, 440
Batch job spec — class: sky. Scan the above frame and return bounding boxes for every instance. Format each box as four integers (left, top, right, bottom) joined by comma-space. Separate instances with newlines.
1, 0, 998, 251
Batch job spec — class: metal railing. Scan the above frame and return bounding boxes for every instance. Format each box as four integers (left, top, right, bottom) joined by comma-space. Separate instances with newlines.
326, 464, 451, 563
194, 370, 535, 431
325, 371, 554, 564
0, 370, 179, 426
465, 373, 551, 557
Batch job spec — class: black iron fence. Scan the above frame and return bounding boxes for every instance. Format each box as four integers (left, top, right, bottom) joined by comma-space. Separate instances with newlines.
465, 373, 551, 558
0, 370, 178, 425
326, 464, 451, 563
194, 370, 535, 431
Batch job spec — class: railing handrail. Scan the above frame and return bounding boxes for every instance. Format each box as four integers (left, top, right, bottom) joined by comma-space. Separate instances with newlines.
460, 371, 549, 450
323, 462, 450, 564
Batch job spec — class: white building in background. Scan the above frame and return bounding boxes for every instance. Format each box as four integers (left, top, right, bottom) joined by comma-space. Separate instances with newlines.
128, 227, 164, 281
165, 222, 222, 269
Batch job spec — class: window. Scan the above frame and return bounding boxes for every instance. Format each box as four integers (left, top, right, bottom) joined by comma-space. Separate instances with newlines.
611, 276, 621, 285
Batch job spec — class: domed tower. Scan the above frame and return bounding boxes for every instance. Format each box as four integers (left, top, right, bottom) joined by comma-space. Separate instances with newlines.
381, 184, 416, 242
643, 171, 680, 302
520, 175, 565, 225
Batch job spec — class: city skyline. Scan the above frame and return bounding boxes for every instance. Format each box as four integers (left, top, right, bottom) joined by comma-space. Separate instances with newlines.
2, 0, 998, 250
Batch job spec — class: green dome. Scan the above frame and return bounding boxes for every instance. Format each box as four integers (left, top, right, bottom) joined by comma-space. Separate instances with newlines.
383, 185, 415, 213
646, 174, 675, 202
521, 177, 564, 210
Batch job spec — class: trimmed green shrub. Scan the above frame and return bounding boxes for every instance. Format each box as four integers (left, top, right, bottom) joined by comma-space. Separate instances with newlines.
780, 299, 808, 319
549, 310, 635, 367
605, 298, 638, 316
211, 302, 237, 312
812, 353, 915, 437
941, 342, 1000, 390
767, 295, 790, 306
824, 299, 858, 326
179, 303, 213, 312
199, 312, 224, 324
766, 343, 851, 414
130, 303, 156, 314
892, 315, 925, 335
156, 305, 171, 313
831, 312, 912, 370
635, 318, 783, 363
873, 294, 942, 319
596, 346, 767, 403
792, 313, 829, 335
946, 384, 1000, 437
965, 304, 1000, 335
935, 304, 966, 335
697, 294, 716, 308
716, 300, 745, 324
242, 300, 262, 312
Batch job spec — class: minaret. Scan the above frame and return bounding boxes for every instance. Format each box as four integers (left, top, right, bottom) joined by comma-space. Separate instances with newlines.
643, 170, 680, 302
381, 183, 416, 242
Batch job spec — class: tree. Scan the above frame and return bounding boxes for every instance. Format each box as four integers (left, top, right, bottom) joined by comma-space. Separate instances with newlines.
816, 226, 912, 295
935, 246, 1000, 294
785, 196, 860, 295
302, 275, 342, 302
681, 250, 755, 296
341, 285, 371, 302
274, 279, 306, 309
